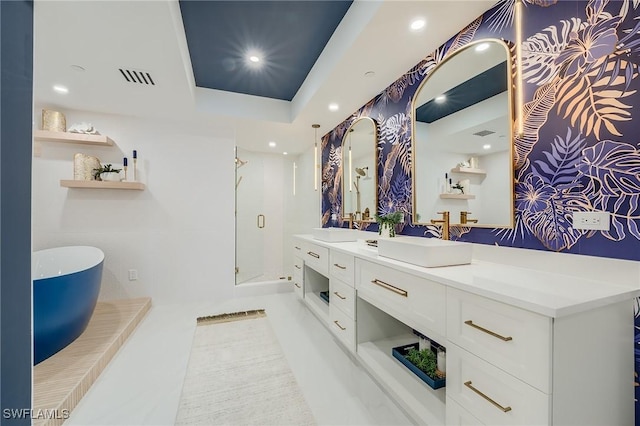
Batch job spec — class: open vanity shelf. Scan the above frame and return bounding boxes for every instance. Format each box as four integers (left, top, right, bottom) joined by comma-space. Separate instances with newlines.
34, 130, 114, 146
60, 180, 145, 191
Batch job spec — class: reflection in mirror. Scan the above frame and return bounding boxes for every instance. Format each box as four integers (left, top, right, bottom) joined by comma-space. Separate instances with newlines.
342, 117, 377, 223
412, 40, 514, 228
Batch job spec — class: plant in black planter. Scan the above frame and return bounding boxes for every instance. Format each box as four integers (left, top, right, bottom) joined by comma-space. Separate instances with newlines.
93, 164, 122, 181
405, 347, 438, 379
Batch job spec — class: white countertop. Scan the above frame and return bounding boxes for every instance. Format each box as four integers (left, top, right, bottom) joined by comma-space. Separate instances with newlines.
293, 234, 640, 318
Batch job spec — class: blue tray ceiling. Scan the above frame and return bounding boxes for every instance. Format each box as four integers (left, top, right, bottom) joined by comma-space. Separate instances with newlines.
179, 0, 353, 101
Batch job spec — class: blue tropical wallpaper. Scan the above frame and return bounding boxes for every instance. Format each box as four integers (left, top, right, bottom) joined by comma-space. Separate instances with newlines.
320, 0, 640, 418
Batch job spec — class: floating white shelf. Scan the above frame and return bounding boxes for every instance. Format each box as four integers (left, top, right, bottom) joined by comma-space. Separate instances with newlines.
60, 180, 145, 191
439, 193, 475, 200
34, 130, 114, 146
450, 167, 486, 175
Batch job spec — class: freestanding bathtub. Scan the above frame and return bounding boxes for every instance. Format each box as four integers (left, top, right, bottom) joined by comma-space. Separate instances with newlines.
32, 246, 104, 365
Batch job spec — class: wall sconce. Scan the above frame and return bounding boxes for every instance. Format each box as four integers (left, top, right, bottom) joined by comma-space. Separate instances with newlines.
349, 129, 353, 192
515, 0, 524, 137
312, 124, 320, 191
293, 161, 297, 195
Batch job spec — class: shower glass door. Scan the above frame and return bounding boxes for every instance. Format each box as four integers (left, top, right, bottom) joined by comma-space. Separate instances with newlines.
235, 148, 265, 284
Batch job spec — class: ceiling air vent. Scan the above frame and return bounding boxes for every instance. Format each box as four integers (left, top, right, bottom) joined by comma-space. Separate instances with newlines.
473, 130, 495, 137
119, 68, 155, 85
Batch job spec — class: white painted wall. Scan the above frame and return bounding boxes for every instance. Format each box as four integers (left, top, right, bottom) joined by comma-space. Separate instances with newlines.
32, 107, 236, 305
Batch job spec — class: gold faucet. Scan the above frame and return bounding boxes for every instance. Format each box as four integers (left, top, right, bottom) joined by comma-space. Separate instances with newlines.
430, 211, 450, 240
460, 211, 478, 225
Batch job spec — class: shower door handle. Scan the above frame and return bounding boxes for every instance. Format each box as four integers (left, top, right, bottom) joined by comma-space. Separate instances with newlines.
257, 214, 265, 228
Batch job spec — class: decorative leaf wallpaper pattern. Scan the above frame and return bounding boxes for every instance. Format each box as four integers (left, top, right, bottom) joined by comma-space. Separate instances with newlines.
320, 0, 640, 416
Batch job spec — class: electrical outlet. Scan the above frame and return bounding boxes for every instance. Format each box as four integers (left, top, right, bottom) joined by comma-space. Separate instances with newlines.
572, 211, 610, 231
128, 269, 138, 281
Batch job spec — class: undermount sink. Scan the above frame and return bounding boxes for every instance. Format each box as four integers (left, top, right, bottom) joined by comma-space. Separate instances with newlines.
312, 227, 358, 242
377, 236, 472, 267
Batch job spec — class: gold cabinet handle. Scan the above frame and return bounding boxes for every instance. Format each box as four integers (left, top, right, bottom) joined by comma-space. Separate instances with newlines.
371, 278, 408, 297
294, 264, 301, 270
333, 263, 347, 270
464, 320, 513, 342
307, 251, 320, 259
294, 246, 301, 250
257, 214, 265, 228
333, 291, 346, 300
464, 381, 512, 413
333, 320, 346, 331
294, 283, 301, 289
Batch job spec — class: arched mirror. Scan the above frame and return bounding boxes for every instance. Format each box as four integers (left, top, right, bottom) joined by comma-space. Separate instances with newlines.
342, 117, 377, 224
412, 39, 515, 228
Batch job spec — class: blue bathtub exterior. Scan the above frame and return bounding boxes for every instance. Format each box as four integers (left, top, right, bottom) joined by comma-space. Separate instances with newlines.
33, 260, 103, 364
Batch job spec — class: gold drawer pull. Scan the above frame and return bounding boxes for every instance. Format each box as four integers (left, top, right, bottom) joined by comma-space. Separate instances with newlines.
333, 291, 346, 300
464, 320, 513, 341
333, 263, 347, 270
464, 381, 512, 413
294, 283, 301, 289
294, 264, 301, 270
333, 320, 346, 331
294, 246, 301, 250
307, 251, 320, 259
371, 279, 408, 297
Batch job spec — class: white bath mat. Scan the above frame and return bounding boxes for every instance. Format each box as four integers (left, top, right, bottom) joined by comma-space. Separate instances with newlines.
175, 310, 315, 425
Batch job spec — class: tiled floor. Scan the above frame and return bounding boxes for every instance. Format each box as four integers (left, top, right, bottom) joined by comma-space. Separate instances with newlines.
64, 291, 413, 425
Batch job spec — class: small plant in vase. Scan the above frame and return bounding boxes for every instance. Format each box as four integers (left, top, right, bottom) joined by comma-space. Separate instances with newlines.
451, 182, 465, 194
375, 211, 403, 237
93, 164, 122, 181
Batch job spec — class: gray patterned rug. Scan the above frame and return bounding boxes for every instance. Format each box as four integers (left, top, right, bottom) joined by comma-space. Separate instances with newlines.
175, 310, 315, 425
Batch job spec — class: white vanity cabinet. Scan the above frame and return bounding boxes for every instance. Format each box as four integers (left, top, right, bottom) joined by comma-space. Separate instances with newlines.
291, 234, 638, 425
447, 287, 633, 425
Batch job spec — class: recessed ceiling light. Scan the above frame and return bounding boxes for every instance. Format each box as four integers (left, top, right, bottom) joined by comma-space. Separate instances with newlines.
410, 18, 426, 31
70, 65, 85, 72
328, 103, 339, 111
269, 141, 276, 148
475, 43, 490, 52
53, 85, 69, 94
435, 95, 446, 103
249, 55, 260, 63
483, 144, 492, 150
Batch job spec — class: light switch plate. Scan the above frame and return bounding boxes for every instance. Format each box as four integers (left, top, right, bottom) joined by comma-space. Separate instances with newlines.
572, 211, 610, 231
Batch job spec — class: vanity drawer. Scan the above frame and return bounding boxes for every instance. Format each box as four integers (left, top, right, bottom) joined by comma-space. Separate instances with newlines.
330, 278, 355, 319
447, 344, 550, 426
330, 303, 356, 352
356, 259, 446, 338
292, 241, 304, 257
330, 251, 354, 286
303, 242, 329, 276
446, 288, 552, 393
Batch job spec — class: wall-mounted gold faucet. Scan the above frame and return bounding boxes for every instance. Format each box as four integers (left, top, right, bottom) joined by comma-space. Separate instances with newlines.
460, 211, 478, 225
430, 211, 450, 240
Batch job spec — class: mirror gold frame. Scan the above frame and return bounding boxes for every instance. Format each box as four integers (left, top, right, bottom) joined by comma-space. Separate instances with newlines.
341, 117, 378, 225
411, 39, 515, 229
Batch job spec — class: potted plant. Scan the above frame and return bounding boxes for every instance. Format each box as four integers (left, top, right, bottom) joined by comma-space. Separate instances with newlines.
392, 343, 446, 389
375, 211, 403, 237
93, 164, 122, 182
